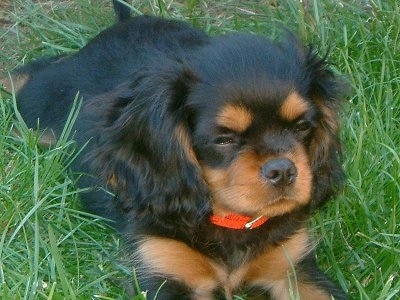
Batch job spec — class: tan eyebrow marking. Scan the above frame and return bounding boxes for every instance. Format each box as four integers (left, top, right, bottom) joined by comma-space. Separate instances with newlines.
216, 104, 253, 133
279, 92, 309, 121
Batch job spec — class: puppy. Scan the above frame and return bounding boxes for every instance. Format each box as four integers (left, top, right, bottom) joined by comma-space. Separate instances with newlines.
3, 3, 347, 299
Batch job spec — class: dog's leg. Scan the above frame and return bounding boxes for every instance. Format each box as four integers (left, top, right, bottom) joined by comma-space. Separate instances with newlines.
243, 229, 346, 299
1, 73, 29, 95
286, 253, 347, 300
1, 56, 64, 94
134, 237, 223, 299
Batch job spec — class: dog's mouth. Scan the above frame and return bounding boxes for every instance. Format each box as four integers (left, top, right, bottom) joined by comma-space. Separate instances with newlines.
263, 187, 304, 206
259, 193, 310, 217
209, 186, 310, 221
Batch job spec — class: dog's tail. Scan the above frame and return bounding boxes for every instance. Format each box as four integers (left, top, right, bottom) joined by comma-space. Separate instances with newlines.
113, 0, 131, 22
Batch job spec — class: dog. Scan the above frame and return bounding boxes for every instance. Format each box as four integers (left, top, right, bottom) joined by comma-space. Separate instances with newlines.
2, 1, 347, 299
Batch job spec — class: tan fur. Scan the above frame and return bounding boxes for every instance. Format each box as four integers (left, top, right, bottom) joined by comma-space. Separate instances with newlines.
203, 145, 312, 219
267, 281, 332, 300
244, 229, 332, 299
244, 229, 311, 282
0, 73, 29, 94
175, 123, 198, 164
295, 283, 333, 300
37, 129, 57, 146
137, 238, 220, 298
279, 92, 309, 121
11, 127, 57, 147
136, 229, 317, 299
216, 104, 253, 133
316, 99, 340, 133
107, 173, 119, 189
310, 98, 340, 165
2, 74, 58, 147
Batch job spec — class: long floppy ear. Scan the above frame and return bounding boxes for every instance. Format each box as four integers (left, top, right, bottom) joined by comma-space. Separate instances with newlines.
306, 50, 346, 208
82, 63, 211, 224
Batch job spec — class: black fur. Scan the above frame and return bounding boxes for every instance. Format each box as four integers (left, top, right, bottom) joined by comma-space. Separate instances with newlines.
12, 11, 346, 300
113, 0, 131, 22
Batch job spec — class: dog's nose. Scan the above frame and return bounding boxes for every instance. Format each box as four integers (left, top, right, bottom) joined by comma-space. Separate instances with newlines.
261, 158, 297, 186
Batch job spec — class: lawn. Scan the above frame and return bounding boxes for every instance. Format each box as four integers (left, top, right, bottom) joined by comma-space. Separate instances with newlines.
0, 0, 399, 299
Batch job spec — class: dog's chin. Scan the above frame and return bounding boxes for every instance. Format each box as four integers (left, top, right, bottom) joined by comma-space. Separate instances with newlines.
257, 180, 313, 216
264, 196, 308, 214
267, 187, 311, 204
212, 193, 309, 219
249, 200, 303, 218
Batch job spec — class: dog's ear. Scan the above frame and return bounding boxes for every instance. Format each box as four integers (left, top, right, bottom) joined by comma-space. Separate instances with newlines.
305, 50, 346, 208
84, 63, 210, 223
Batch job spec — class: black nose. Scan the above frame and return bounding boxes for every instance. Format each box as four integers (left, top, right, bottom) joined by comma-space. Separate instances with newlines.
261, 158, 297, 186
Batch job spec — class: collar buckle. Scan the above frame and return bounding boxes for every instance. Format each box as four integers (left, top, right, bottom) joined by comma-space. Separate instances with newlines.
244, 216, 265, 229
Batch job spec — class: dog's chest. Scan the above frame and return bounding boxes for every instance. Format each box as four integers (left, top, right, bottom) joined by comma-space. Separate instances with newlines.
137, 229, 310, 298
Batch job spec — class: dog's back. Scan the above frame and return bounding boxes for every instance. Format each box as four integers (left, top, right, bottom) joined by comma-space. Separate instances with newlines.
13, 15, 208, 139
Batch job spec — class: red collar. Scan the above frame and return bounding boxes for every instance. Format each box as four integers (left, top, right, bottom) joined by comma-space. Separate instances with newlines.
210, 213, 268, 230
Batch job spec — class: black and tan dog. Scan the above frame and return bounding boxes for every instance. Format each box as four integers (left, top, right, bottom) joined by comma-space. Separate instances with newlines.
2, 1, 347, 299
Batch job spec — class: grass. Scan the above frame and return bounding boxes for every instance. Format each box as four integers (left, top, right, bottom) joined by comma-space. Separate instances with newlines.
0, 0, 399, 299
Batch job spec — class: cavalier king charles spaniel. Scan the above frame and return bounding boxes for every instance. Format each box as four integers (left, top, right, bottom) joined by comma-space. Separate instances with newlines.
2, 2, 347, 299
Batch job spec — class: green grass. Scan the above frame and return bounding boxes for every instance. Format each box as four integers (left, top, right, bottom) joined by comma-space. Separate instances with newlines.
1, 0, 399, 299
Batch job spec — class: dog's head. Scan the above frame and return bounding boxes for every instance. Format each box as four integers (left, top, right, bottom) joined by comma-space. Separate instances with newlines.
87, 34, 345, 225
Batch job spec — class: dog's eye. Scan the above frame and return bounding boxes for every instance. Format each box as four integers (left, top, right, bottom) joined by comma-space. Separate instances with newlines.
214, 135, 235, 145
295, 119, 312, 132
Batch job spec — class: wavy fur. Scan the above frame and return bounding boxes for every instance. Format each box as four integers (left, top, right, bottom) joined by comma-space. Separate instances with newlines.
8, 12, 347, 300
